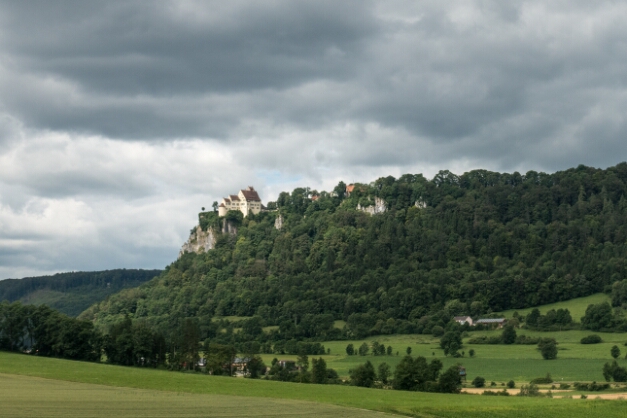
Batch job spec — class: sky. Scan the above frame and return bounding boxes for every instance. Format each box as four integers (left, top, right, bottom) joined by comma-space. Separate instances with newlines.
1, 1, 627, 279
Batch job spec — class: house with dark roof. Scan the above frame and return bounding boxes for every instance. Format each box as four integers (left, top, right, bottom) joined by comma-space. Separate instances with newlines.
218, 186, 263, 217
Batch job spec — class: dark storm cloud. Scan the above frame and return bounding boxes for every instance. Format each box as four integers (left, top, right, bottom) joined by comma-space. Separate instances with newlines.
2, 1, 627, 278
0, 1, 375, 94
0, 1, 379, 138
1, 0, 627, 169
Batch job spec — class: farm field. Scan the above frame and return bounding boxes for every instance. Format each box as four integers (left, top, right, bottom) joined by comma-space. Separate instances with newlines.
0, 373, 393, 418
496, 293, 611, 321
258, 329, 627, 382
1, 352, 626, 418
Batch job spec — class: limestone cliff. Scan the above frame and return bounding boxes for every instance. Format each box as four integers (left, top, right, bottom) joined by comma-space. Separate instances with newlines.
179, 219, 240, 258
357, 196, 387, 215
179, 226, 217, 258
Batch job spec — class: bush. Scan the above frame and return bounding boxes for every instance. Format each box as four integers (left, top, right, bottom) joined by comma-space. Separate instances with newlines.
603, 360, 627, 382
559, 383, 571, 389
518, 383, 540, 397
515, 335, 540, 345
482, 389, 510, 396
467, 335, 502, 345
530, 373, 553, 384
574, 381, 610, 391
431, 326, 444, 337
538, 338, 558, 360
472, 376, 486, 388
580, 335, 603, 344
507, 380, 515, 388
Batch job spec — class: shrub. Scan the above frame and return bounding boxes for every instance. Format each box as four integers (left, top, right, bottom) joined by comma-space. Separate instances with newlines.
482, 389, 510, 396
431, 326, 444, 337
468, 335, 502, 345
559, 383, 571, 389
574, 381, 610, 391
530, 373, 553, 384
581, 335, 603, 344
469, 349, 475, 357
603, 361, 627, 382
538, 338, 558, 360
518, 383, 540, 397
507, 380, 515, 388
472, 376, 486, 388
515, 335, 541, 345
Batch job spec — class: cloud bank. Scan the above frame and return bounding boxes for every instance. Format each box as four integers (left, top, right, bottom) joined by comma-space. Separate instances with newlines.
1, 1, 626, 278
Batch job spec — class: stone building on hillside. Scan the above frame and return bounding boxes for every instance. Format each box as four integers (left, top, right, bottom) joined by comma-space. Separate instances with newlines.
218, 186, 264, 217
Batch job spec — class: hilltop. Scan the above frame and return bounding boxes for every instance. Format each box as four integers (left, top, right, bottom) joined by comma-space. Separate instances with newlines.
81, 163, 627, 340
0, 269, 162, 317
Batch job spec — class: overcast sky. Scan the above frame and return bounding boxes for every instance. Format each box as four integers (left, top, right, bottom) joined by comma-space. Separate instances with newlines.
1, 1, 626, 279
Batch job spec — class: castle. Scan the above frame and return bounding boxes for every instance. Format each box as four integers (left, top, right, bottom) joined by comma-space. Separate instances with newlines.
218, 186, 264, 217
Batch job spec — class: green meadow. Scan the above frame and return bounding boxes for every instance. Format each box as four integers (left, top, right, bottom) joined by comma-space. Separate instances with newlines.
497, 293, 611, 321
0, 373, 393, 418
262, 330, 627, 382
1, 351, 627, 418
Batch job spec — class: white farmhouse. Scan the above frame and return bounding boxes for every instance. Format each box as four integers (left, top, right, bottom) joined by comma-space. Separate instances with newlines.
218, 186, 263, 217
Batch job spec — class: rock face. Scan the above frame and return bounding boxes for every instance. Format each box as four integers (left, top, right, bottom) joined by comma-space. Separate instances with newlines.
179, 219, 240, 258
414, 199, 427, 209
274, 214, 284, 230
179, 226, 216, 258
357, 197, 387, 215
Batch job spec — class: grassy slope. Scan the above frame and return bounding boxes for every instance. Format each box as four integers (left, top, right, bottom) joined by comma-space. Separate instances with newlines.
496, 293, 611, 322
0, 373, 392, 418
0, 352, 625, 418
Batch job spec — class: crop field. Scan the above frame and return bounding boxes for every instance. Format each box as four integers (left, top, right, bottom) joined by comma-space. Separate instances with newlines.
2, 351, 627, 418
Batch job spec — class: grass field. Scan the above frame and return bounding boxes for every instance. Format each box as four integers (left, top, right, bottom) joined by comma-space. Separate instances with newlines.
257, 329, 627, 382
2, 351, 627, 418
496, 293, 611, 322
0, 373, 393, 418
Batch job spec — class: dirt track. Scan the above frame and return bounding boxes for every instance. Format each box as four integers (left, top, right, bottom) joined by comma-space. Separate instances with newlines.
463, 387, 627, 400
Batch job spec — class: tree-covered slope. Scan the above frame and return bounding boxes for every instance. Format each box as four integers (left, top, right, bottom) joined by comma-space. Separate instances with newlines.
0, 269, 162, 317
82, 163, 627, 338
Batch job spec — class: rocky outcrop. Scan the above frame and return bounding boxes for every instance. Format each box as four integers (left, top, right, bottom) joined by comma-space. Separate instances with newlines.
414, 199, 427, 209
357, 197, 387, 215
274, 214, 284, 230
221, 219, 238, 234
179, 226, 217, 258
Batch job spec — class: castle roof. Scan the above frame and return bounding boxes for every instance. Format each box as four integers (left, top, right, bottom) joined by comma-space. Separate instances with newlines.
240, 187, 261, 202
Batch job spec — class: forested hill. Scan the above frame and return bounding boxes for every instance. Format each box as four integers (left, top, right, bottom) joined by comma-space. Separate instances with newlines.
0, 269, 162, 317
82, 163, 627, 338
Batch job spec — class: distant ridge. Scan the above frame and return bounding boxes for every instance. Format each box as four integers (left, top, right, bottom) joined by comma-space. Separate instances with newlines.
0, 269, 162, 317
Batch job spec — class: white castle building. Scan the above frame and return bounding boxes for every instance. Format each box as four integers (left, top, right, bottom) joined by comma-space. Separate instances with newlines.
218, 186, 263, 217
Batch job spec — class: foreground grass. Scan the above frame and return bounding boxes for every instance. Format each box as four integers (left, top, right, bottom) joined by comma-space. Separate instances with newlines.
1, 352, 626, 418
0, 373, 392, 418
